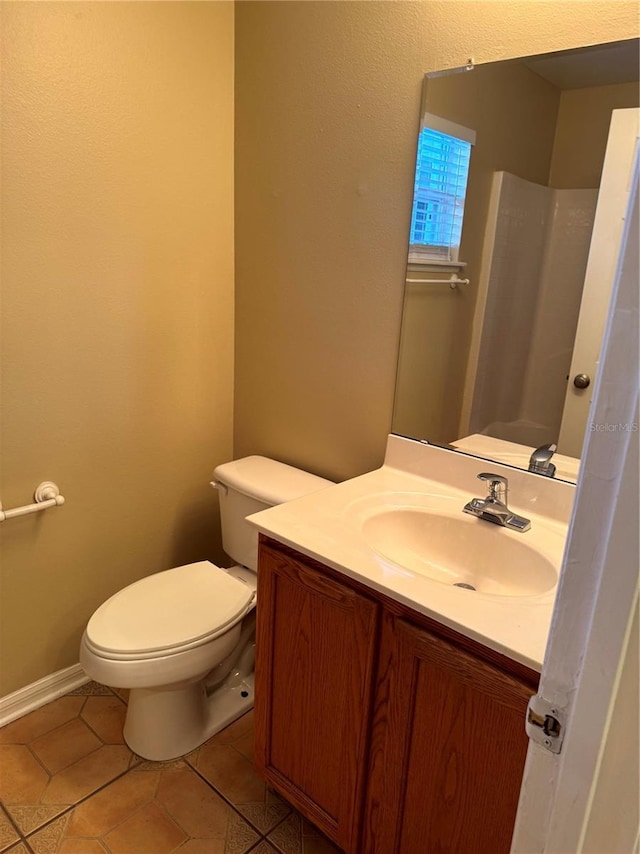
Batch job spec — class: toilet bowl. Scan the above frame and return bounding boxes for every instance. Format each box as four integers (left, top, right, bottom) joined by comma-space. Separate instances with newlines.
80, 456, 332, 760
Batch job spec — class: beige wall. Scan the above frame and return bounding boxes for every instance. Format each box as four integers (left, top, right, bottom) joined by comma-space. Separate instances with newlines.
234, 1, 639, 483
1, 1, 638, 698
0, 2, 235, 695
550, 81, 640, 188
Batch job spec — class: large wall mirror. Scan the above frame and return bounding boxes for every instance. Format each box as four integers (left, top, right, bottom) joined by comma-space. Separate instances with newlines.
392, 39, 639, 483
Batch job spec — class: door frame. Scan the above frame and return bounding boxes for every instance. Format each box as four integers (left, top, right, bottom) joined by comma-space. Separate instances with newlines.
512, 142, 639, 852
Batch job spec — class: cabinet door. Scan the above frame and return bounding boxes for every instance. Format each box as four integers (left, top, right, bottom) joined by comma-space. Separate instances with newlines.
363, 613, 533, 854
255, 542, 379, 852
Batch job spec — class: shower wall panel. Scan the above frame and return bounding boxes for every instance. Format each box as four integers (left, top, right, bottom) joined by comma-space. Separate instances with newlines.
468, 172, 596, 447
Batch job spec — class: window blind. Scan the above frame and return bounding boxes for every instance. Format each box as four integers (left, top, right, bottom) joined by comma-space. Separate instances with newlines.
410, 127, 472, 261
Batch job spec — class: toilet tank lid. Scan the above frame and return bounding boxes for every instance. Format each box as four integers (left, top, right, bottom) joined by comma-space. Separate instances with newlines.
213, 455, 334, 505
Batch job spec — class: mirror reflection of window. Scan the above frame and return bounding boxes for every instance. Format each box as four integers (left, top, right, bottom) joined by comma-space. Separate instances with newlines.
409, 114, 475, 265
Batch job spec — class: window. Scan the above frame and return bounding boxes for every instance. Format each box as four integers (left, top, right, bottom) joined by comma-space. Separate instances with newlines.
409, 113, 475, 264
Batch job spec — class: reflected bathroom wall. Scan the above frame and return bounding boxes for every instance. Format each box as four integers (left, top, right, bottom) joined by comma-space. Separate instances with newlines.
466, 173, 597, 448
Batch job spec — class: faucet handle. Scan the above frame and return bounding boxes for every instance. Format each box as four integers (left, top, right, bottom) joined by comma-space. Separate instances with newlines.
478, 472, 508, 482
531, 442, 557, 461
477, 472, 508, 502
529, 443, 557, 476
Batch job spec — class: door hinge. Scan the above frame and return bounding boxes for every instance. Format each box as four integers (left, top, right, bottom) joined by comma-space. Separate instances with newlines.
525, 695, 565, 754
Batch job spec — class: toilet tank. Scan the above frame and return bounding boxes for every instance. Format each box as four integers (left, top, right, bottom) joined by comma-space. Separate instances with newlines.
212, 456, 334, 571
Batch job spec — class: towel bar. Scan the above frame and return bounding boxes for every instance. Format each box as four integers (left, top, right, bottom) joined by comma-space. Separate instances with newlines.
0, 482, 65, 522
406, 277, 470, 289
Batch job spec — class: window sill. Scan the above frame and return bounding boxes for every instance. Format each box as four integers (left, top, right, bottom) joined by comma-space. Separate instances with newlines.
406, 258, 467, 272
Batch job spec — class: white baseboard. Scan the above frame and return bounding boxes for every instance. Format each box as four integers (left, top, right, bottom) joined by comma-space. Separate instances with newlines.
0, 664, 90, 728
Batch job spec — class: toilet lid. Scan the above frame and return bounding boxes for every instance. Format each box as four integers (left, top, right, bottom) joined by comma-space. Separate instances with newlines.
86, 561, 255, 657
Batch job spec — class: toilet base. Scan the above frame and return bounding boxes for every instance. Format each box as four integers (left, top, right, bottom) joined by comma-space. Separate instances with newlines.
111, 610, 257, 761
205, 672, 254, 743
123, 670, 255, 761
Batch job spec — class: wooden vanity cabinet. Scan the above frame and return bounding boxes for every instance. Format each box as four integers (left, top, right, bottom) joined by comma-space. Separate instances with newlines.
255, 537, 538, 854
362, 612, 535, 853
254, 537, 379, 852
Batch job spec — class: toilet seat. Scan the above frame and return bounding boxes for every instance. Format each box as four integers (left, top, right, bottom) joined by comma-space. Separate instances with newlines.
85, 561, 255, 662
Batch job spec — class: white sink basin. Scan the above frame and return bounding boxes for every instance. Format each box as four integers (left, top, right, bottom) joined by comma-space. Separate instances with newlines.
349, 493, 563, 598
248, 437, 574, 668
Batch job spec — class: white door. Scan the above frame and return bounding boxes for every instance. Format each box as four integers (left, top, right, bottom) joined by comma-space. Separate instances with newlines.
558, 107, 639, 457
512, 143, 639, 852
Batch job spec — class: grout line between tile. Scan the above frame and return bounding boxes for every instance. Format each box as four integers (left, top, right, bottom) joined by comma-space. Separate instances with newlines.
245, 840, 276, 853
180, 756, 271, 838
107, 688, 128, 707
21, 762, 139, 843
0, 800, 25, 844
8, 695, 93, 781
5, 686, 283, 852
3, 837, 35, 854
77, 715, 113, 746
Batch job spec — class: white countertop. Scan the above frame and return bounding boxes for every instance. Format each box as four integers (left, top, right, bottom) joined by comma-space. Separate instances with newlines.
247, 437, 574, 673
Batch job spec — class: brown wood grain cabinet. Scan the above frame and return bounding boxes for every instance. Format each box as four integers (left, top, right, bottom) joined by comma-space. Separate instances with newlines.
255, 537, 538, 854
254, 536, 379, 852
362, 612, 534, 853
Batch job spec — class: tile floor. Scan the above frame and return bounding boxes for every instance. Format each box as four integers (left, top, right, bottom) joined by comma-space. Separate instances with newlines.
0, 682, 342, 854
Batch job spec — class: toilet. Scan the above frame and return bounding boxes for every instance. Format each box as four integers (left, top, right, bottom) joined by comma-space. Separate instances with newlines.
80, 456, 332, 760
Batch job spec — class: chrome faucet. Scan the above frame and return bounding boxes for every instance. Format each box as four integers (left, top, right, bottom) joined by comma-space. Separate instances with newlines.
528, 443, 557, 477
463, 473, 531, 532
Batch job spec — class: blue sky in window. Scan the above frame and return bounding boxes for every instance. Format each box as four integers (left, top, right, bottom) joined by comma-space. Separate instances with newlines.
410, 127, 472, 255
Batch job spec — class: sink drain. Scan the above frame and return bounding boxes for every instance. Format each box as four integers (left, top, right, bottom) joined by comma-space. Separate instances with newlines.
453, 582, 476, 590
